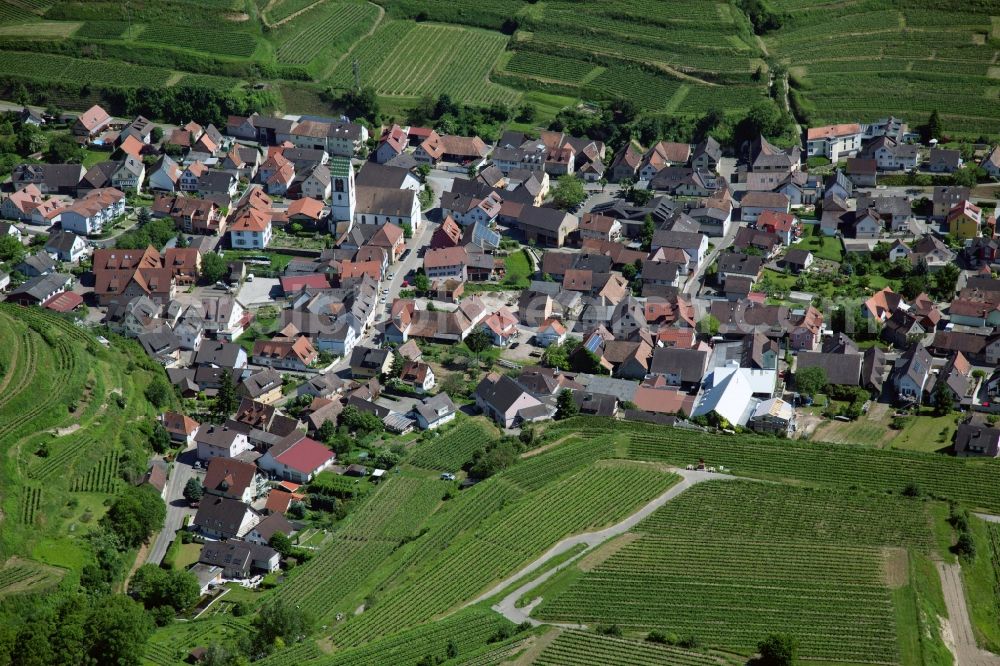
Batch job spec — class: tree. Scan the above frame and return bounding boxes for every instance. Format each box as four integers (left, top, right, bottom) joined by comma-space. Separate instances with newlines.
201, 252, 228, 285
335, 86, 379, 122
102, 485, 166, 548
921, 109, 942, 144
338, 405, 384, 436
214, 370, 239, 421
640, 214, 655, 251
621, 263, 637, 281
251, 600, 314, 658
464, 328, 492, 368
45, 134, 85, 163
183, 477, 204, 504
555, 389, 579, 420
733, 99, 789, 150
932, 262, 960, 299
697, 315, 720, 336
952, 165, 982, 188
87, 595, 155, 666
137, 206, 151, 225
932, 379, 954, 416
551, 174, 586, 210
0, 234, 25, 264
794, 366, 827, 397
316, 418, 337, 443
268, 532, 293, 558
416, 163, 431, 182
15, 123, 45, 155
150, 422, 171, 454
144, 376, 172, 409
757, 633, 798, 666
175, 232, 188, 248
413, 269, 430, 294
516, 103, 536, 124
151, 126, 164, 144
388, 351, 405, 379
129, 565, 200, 611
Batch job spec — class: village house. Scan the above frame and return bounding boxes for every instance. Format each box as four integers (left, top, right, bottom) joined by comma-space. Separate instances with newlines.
414, 393, 457, 430
58, 188, 126, 236
475, 372, 550, 429
258, 433, 336, 483
44, 230, 87, 263
195, 424, 252, 461
806, 123, 863, 162
194, 496, 260, 540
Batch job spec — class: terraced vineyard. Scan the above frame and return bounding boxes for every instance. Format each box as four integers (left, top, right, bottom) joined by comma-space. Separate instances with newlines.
534, 629, 729, 666
408, 419, 497, 472
139, 24, 258, 57
272, 1, 380, 66
534, 481, 923, 662
18, 486, 41, 525
71, 447, 120, 493
549, 416, 1000, 511
0, 51, 174, 88
502, 52, 598, 85
335, 22, 520, 106
772, 0, 1000, 135
30, 435, 94, 481
0, 561, 60, 597
502, 435, 616, 492
332, 462, 677, 646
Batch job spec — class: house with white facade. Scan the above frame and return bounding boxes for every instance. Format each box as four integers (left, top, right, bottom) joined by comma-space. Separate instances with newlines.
806, 123, 863, 162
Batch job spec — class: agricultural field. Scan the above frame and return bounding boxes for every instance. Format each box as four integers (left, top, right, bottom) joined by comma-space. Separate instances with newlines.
334, 22, 520, 106
137, 24, 259, 58
773, 0, 1000, 136
0, 51, 174, 88
547, 416, 1000, 512
533, 629, 732, 666
331, 461, 676, 646
271, 1, 380, 70
408, 418, 498, 472
533, 480, 936, 662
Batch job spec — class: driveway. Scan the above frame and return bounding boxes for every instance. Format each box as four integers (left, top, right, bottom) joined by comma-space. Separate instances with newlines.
145, 447, 200, 566
237, 277, 281, 308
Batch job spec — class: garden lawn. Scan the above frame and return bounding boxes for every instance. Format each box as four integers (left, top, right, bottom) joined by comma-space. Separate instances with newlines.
503, 249, 532, 287
794, 226, 844, 262
891, 412, 958, 453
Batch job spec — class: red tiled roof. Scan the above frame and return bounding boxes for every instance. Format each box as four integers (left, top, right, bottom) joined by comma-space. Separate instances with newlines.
280, 274, 331, 293
275, 437, 335, 474
42, 291, 82, 312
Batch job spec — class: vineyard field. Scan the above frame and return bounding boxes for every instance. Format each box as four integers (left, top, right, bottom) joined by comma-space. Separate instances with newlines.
333, 23, 519, 106
138, 24, 258, 58
272, 1, 380, 67
546, 416, 1000, 512
533, 629, 729, 666
408, 419, 497, 472
331, 462, 677, 646
534, 480, 919, 662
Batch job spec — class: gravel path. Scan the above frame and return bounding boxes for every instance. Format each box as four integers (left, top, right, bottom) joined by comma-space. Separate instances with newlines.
476, 469, 734, 625
937, 561, 1000, 666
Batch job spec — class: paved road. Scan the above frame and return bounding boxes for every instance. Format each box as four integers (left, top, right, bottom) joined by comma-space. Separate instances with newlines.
474, 469, 734, 625
974, 513, 1000, 524
145, 448, 199, 565
683, 223, 739, 297
937, 561, 1000, 666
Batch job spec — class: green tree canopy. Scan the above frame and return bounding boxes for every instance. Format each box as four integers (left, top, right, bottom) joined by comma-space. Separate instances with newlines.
758, 633, 798, 666
794, 365, 827, 397
129, 565, 200, 611
551, 174, 586, 210
102, 485, 166, 549
201, 252, 228, 285
555, 388, 579, 420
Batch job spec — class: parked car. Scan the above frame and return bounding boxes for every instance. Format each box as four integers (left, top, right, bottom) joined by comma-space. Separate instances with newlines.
440, 472, 456, 481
